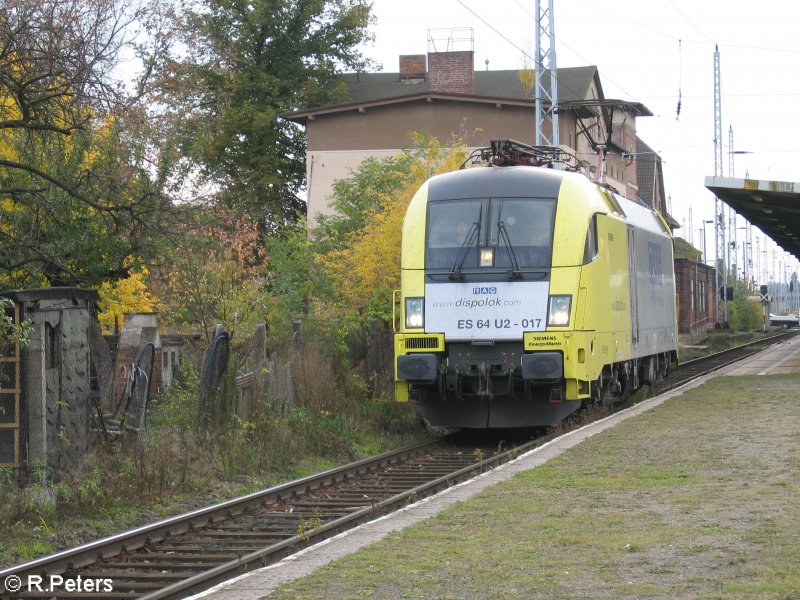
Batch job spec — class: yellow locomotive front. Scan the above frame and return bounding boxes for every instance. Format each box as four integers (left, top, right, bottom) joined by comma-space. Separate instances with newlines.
394, 140, 677, 429
395, 164, 588, 427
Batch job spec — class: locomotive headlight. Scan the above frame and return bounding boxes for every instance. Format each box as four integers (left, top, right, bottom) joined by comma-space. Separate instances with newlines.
405, 297, 424, 329
547, 295, 572, 327
479, 247, 494, 267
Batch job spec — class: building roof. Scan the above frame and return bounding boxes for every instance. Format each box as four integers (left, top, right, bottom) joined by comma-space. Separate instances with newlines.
1, 287, 100, 304
285, 91, 538, 123
285, 65, 603, 123
344, 65, 600, 102
705, 176, 800, 261
634, 137, 679, 229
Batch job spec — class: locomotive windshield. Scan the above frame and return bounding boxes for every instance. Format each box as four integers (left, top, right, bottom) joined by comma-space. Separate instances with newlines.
425, 197, 555, 272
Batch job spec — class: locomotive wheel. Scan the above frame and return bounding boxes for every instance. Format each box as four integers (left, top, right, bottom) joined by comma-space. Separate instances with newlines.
616, 365, 634, 403
658, 353, 670, 378
597, 378, 614, 408
642, 356, 657, 386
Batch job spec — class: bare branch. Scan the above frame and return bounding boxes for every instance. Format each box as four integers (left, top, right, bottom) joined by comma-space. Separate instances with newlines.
0, 158, 120, 212
0, 119, 74, 135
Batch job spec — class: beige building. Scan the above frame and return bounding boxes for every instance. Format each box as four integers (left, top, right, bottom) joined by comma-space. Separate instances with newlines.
284, 49, 672, 228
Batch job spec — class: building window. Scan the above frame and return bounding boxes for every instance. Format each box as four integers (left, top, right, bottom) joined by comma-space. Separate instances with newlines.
701, 281, 706, 313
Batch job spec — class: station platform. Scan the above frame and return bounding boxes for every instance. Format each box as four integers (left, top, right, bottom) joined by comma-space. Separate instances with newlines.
724, 332, 800, 375
192, 335, 800, 600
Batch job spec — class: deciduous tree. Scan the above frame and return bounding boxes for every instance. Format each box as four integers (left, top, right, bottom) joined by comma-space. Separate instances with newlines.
1, 298, 30, 348
157, 208, 268, 341
0, 0, 176, 287
318, 135, 468, 323
158, 0, 374, 226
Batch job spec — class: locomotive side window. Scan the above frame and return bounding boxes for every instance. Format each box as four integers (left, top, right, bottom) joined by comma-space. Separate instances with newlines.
583, 214, 599, 264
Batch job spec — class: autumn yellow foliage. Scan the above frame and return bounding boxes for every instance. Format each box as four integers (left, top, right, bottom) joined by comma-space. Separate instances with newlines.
97, 267, 162, 332
320, 136, 468, 318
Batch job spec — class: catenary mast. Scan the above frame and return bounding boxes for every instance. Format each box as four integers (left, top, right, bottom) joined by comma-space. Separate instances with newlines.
534, 0, 559, 156
713, 45, 728, 324
729, 126, 739, 283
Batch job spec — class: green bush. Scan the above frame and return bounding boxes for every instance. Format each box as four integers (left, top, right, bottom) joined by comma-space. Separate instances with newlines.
728, 298, 762, 331
154, 356, 201, 431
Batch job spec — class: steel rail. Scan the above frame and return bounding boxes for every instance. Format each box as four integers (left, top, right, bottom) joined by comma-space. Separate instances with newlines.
1, 436, 544, 600
141, 328, 795, 599
648, 329, 798, 398
0, 437, 447, 583
141, 435, 545, 600
677, 329, 796, 371
143, 329, 796, 599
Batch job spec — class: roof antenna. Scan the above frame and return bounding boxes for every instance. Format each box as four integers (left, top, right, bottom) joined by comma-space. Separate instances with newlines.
676, 39, 683, 120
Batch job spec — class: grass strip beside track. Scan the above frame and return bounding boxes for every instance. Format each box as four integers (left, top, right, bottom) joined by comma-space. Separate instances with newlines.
270, 373, 800, 600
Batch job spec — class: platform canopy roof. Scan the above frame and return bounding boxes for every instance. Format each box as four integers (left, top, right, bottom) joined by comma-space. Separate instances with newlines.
704, 176, 800, 261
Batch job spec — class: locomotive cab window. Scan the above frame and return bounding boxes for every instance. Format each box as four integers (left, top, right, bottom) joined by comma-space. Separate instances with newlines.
427, 199, 481, 249
426, 197, 555, 272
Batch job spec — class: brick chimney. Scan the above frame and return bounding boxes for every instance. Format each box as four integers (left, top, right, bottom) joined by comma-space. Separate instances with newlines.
427, 50, 474, 94
399, 54, 426, 81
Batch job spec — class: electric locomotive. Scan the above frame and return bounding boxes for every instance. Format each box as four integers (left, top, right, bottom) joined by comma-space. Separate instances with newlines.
394, 140, 678, 429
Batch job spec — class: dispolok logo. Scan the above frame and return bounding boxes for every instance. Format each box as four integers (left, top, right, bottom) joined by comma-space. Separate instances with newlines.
472, 286, 497, 295
426, 280, 548, 339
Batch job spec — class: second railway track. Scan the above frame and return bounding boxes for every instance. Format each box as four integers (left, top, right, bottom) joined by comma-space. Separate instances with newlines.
655, 329, 797, 394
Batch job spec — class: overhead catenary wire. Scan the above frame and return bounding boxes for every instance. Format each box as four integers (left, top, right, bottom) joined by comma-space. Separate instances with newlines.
458, 0, 799, 107
667, 0, 715, 44
454, 0, 589, 102
510, 0, 637, 100
676, 39, 682, 120
451, 1, 798, 197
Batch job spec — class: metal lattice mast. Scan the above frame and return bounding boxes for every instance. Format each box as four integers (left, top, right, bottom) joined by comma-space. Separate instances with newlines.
728, 125, 735, 178
728, 125, 738, 283
745, 222, 753, 289
713, 45, 728, 324
534, 0, 559, 151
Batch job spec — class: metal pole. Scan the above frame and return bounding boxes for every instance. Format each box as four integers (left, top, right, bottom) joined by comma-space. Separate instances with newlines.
534, 0, 559, 154
713, 45, 727, 324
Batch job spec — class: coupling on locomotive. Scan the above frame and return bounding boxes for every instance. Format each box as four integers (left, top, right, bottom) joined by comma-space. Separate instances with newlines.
394, 140, 678, 429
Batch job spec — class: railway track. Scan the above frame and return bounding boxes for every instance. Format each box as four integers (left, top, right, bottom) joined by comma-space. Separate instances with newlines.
2, 329, 794, 600
0, 434, 545, 600
657, 329, 798, 394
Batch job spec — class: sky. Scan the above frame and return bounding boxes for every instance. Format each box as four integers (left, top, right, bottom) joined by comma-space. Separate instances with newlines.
356, 0, 800, 284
